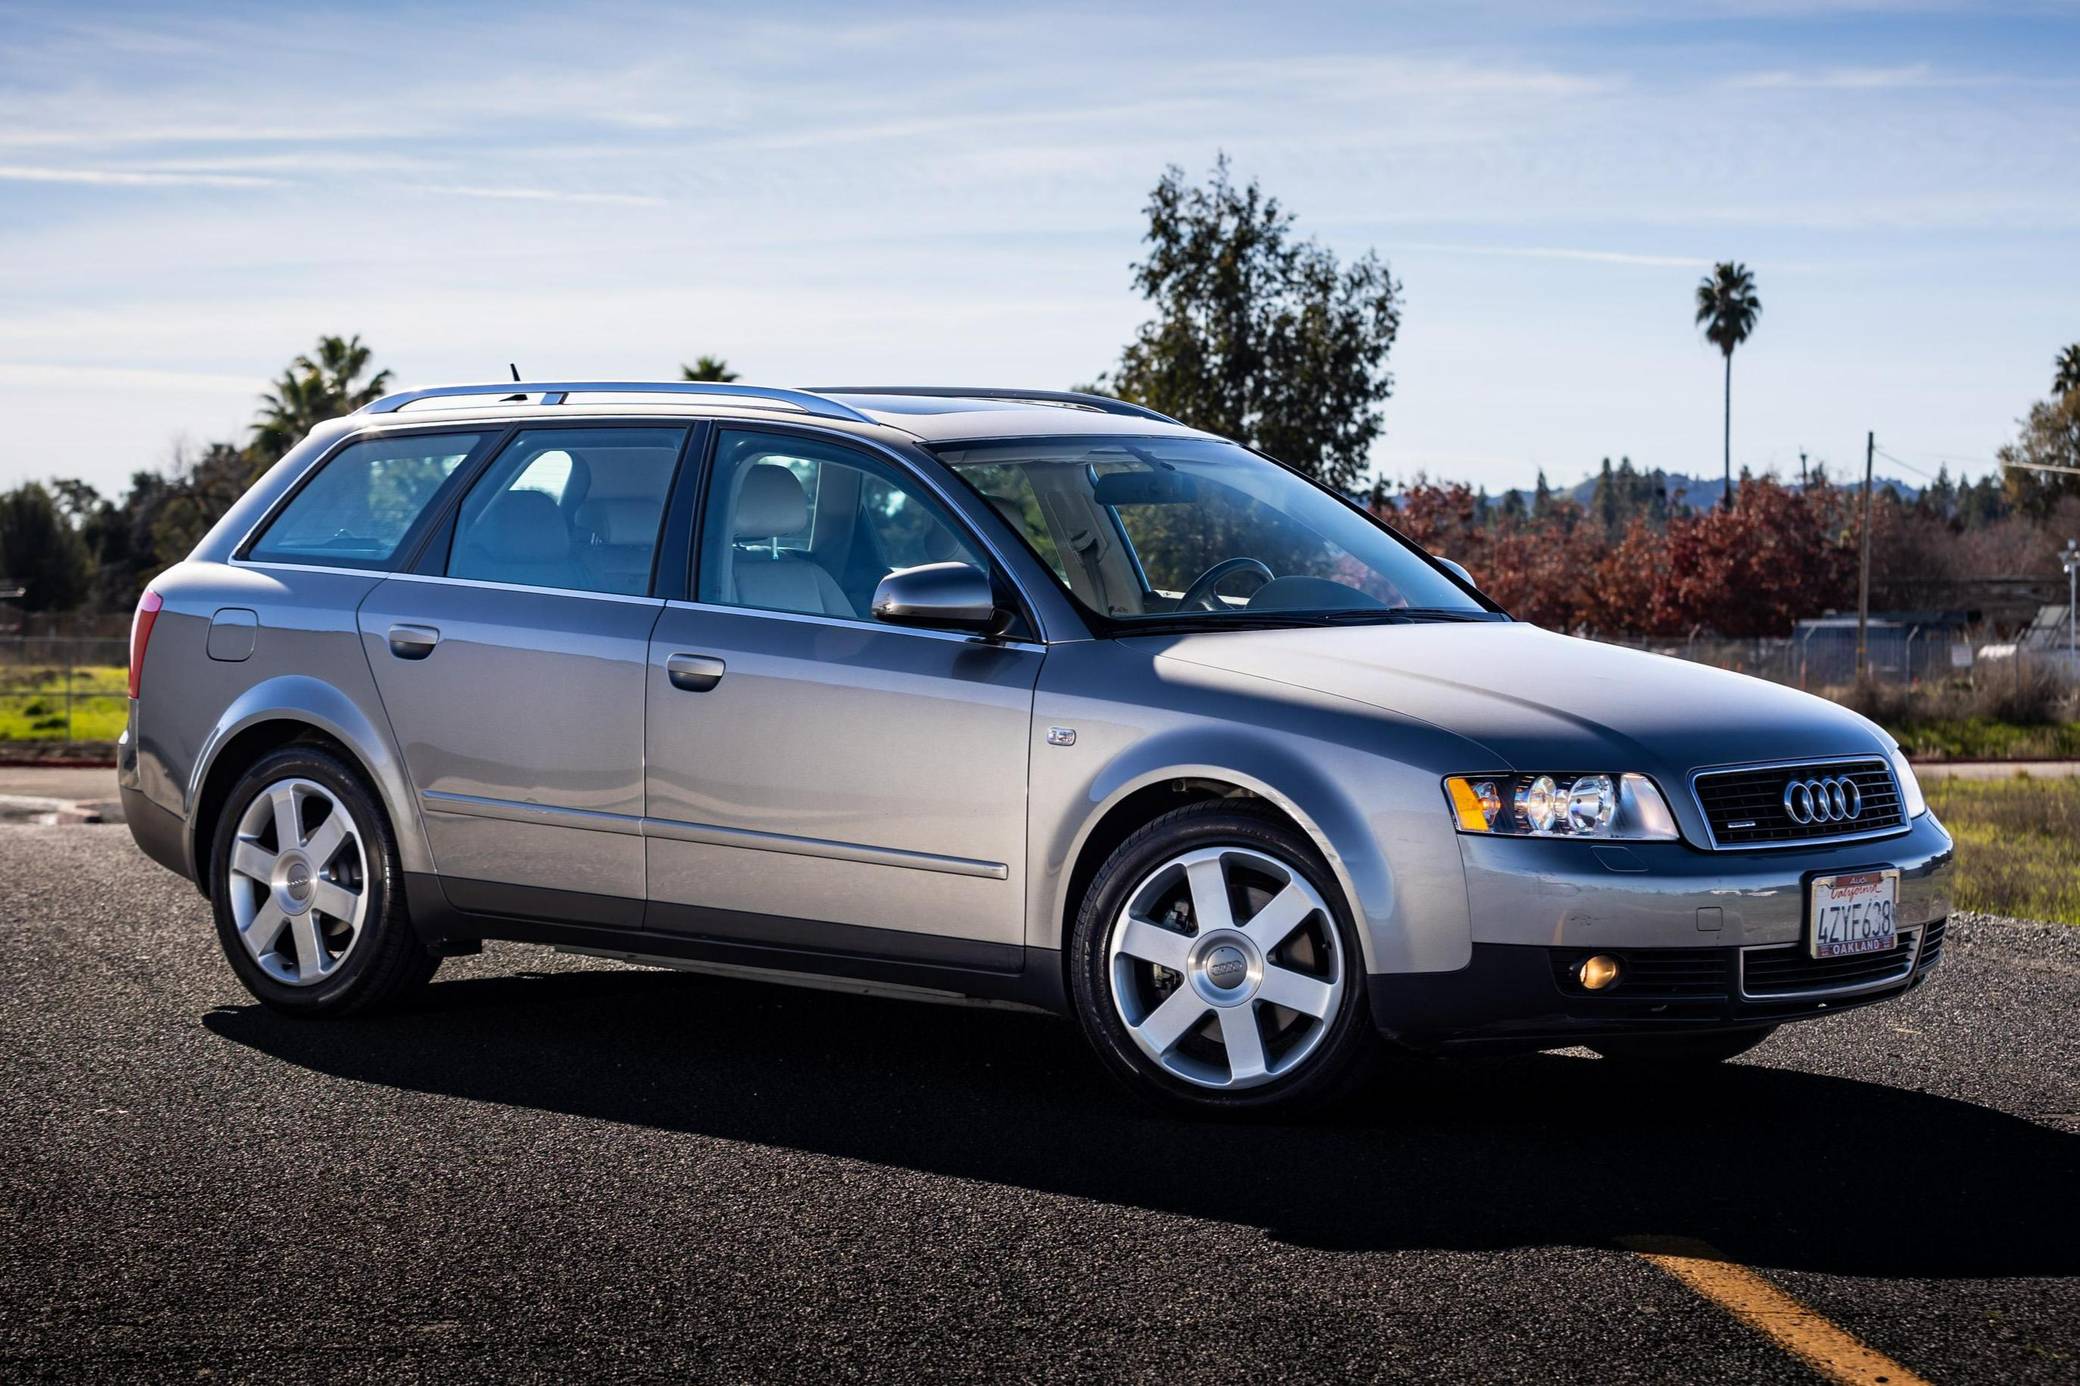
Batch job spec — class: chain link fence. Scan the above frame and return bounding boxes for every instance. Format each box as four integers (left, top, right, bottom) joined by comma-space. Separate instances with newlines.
0, 634, 131, 748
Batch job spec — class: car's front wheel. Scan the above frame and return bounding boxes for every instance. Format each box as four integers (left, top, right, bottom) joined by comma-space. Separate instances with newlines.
209, 744, 437, 1015
1069, 801, 1376, 1116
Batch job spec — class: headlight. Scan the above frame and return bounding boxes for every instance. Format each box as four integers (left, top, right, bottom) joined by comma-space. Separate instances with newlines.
1888, 747, 1927, 818
1445, 772, 1679, 841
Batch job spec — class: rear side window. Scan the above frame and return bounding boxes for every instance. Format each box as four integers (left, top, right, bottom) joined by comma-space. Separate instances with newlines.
249, 434, 481, 568
448, 427, 686, 596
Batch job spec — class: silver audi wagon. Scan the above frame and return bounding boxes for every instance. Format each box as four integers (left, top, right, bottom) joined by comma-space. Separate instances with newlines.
121, 382, 1953, 1114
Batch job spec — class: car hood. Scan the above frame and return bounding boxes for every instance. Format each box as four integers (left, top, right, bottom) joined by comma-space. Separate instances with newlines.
1126, 621, 1891, 779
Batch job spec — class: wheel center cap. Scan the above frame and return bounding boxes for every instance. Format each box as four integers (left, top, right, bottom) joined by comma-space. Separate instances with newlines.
276, 854, 314, 913
1188, 933, 1261, 1006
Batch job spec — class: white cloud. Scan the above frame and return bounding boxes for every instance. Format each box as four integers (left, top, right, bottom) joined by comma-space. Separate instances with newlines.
1397, 243, 1708, 269
0, 163, 284, 188
402, 183, 668, 207
1724, 63, 1956, 90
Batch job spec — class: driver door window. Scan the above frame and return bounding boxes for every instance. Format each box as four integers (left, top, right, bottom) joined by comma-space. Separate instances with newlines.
696, 431, 988, 621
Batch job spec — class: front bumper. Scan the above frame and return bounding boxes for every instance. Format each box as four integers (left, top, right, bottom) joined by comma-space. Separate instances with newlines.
1371, 920, 1945, 1051
1371, 810, 1954, 1050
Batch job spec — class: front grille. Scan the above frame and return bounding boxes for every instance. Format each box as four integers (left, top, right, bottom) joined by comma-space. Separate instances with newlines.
1917, 916, 1947, 968
1693, 759, 1905, 848
1741, 928, 1919, 998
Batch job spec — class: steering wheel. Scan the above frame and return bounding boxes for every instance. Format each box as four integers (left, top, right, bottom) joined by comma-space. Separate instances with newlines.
1177, 556, 1276, 611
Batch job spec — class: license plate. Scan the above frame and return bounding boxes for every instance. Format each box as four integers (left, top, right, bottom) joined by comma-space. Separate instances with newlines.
1808, 869, 1899, 959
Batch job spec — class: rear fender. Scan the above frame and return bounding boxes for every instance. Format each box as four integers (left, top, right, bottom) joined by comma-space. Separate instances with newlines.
184, 675, 431, 880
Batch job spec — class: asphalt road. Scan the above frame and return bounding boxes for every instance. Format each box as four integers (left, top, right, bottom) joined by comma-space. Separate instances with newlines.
2, 825, 2075, 1383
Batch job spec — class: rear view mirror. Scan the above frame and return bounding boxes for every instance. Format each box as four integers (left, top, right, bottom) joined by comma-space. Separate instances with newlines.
1091, 470, 1198, 507
871, 562, 1005, 634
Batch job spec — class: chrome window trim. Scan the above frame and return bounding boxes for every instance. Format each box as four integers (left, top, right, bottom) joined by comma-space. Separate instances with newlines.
660, 597, 1045, 653
1738, 925, 1923, 1001
377, 571, 667, 607
1688, 755, 1912, 852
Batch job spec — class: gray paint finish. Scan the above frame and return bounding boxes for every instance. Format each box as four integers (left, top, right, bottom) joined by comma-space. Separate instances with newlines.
123, 387, 1954, 1044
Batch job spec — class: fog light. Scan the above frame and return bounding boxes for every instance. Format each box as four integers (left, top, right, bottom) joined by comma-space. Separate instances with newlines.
1578, 954, 1621, 991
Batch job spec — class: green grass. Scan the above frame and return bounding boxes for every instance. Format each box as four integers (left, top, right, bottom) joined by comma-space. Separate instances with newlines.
0, 665, 129, 743
1924, 774, 2080, 925
1888, 719, 2080, 762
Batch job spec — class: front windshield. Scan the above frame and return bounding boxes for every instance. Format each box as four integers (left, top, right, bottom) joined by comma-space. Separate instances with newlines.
938, 436, 1487, 626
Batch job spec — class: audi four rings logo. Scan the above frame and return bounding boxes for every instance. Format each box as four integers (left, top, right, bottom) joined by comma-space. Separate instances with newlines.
1782, 775, 1863, 825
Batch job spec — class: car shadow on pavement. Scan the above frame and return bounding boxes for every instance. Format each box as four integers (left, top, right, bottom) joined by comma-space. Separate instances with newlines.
204, 965, 2080, 1277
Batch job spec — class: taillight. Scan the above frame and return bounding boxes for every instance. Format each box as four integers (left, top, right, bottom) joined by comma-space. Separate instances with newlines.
129, 590, 163, 699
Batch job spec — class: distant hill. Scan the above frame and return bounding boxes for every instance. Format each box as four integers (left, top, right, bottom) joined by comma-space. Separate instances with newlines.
1494, 470, 1920, 512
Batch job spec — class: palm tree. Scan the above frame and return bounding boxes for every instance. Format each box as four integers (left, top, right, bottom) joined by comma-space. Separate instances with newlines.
252, 334, 393, 462
681, 356, 739, 383
2054, 342, 2080, 396
1695, 262, 1761, 509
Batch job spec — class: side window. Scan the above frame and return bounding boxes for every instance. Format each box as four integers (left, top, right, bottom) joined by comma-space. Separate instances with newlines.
248, 433, 480, 568
447, 427, 686, 596
697, 431, 988, 622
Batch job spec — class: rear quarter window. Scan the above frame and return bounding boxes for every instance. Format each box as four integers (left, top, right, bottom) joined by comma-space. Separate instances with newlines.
247, 434, 482, 568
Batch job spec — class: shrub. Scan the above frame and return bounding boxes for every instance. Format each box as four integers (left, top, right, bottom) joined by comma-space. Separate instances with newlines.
1971, 660, 2073, 725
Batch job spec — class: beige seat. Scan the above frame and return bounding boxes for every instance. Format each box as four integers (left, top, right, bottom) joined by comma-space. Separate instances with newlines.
729, 464, 855, 618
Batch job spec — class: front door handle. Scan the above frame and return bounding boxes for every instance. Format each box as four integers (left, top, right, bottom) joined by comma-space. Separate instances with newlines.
387, 624, 441, 660
666, 653, 726, 692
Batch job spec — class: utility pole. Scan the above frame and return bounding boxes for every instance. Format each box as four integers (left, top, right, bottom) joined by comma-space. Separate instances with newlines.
1799, 449, 1808, 488
2063, 538, 2079, 666
1856, 431, 1875, 682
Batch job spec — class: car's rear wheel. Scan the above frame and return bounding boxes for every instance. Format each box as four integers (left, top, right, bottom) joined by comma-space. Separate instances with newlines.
209, 745, 437, 1015
1069, 801, 1375, 1117
1588, 1024, 1777, 1065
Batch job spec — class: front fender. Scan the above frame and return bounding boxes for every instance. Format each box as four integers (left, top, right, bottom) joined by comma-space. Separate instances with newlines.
184, 674, 432, 880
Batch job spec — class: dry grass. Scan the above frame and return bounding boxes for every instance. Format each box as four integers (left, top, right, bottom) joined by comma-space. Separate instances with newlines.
1924, 773, 2080, 926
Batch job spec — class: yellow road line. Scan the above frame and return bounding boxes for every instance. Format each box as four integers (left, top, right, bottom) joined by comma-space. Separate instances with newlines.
1621, 1236, 1933, 1386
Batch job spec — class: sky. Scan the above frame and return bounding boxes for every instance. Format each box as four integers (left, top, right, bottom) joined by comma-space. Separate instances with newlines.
0, 0, 2075, 499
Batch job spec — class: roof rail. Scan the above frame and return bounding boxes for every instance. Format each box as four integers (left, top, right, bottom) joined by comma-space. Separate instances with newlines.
358, 381, 877, 424
810, 386, 1183, 426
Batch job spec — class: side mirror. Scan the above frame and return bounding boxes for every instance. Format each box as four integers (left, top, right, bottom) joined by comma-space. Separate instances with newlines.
1435, 556, 1476, 588
871, 562, 1005, 634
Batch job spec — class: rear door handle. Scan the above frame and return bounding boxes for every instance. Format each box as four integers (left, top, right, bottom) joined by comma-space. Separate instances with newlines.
666, 653, 726, 692
387, 624, 441, 660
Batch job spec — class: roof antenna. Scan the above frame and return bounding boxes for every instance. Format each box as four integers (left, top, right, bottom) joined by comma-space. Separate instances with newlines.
509, 362, 521, 381
500, 362, 527, 402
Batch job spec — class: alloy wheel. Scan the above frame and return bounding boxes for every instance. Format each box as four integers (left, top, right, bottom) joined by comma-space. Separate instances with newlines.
1106, 845, 1345, 1090
225, 777, 369, 987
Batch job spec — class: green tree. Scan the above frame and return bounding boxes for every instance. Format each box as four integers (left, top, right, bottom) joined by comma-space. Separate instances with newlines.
1100, 156, 1402, 491
150, 442, 257, 567
2055, 342, 2080, 397
0, 482, 92, 611
252, 333, 393, 464
681, 356, 740, 383
1695, 262, 1762, 510
1997, 388, 2080, 518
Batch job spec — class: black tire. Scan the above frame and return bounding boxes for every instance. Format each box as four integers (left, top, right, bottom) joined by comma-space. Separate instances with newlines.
1068, 800, 1377, 1118
209, 744, 438, 1016
1588, 1024, 1778, 1065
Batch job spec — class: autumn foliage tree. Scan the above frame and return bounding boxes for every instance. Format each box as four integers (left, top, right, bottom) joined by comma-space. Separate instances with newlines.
1375, 475, 1855, 638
